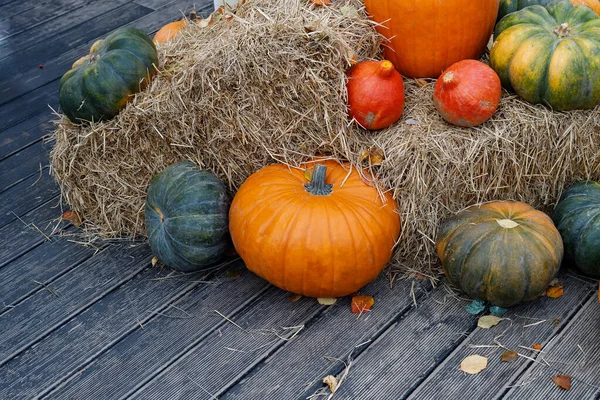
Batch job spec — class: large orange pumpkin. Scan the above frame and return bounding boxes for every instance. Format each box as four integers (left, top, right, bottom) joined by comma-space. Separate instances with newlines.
362, 0, 500, 78
229, 160, 401, 298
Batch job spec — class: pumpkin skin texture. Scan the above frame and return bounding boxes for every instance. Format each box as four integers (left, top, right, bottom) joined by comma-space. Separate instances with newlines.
346, 60, 405, 130
498, 0, 600, 21
436, 201, 563, 308
153, 11, 202, 44
362, 0, 499, 78
490, 1, 600, 111
552, 181, 600, 278
229, 160, 401, 298
433, 60, 502, 127
59, 27, 158, 124
145, 161, 231, 272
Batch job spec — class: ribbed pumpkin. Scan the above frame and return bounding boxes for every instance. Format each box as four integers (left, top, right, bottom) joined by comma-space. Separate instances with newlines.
498, 0, 600, 21
362, 0, 499, 78
229, 160, 401, 298
433, 60, 502, 127
145, 161, 231, 272
490, 1, 600, 110
552, 181, 600, 278
436, 201, 563, 308
153, 11, 201, 44
59, 27, 158, 124
346, 60, 405, 130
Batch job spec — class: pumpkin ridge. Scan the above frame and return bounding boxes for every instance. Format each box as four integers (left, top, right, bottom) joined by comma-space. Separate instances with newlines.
555, 201, 600, 221
515, 223, 563, 266
277, 198, 311, 294
334, 193, 393, 245
574, 206, 600, 244
570, 37, 595, 106
458, 228, 499, 289
238, 191, 301, 239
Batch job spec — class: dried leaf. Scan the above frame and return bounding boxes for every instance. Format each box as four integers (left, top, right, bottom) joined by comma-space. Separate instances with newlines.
289, 293, 303, 302
546, 285, 564, 299
317, 297, 337, 305
549, 278, 560, 286
304, 168, 313, 181
310, 0, 331, 5
225, 270, 240, 278
532, 343, 542, 350
500, 350, 518, 363
414, 272, 426, 281
351, 295, 375, 314
323, 375, 337, 393
551, 317, 561, 326
477, 315, 502, 329
465, 300, 486, 315
359, 146, 385, 166
460, 355, 488, 374
552, 374, 572, 390
62, 210, 82, 226
340, 5, 359, 17
415, 78, 428, 87
151, 256, 159, 267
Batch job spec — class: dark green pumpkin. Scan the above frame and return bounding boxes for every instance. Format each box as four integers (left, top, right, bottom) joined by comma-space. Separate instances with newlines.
59, 27, 158, 124
552, 181, 600, 278
490, 1, 600, 111
498, 0, 559, 21
436, 201, 563, 308
145, 161, 231, 272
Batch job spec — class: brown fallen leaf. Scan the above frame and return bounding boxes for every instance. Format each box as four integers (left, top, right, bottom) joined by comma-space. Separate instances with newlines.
460, 354, 488, 374
62, 210, 82, 226
500, 350, 518, 363
546, 285, 564, 298
289, 293, 303, 302
151, 256, 159, 267
414, 272, 427, 281
532, 343, 542, 350
323, 375, 337, 393
359, 146, 385, 166
310, 0, 331, 5
351, 295, 375, 314
225, 270, 240, 278
317, 297, 337, 305
552, 374, 572, 390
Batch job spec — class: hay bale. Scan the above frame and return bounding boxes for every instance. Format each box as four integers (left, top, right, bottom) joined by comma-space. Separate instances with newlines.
50, 0, 600, 276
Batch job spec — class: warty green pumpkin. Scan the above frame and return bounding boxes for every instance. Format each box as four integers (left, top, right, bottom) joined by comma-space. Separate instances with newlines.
436, 201, 563, 308
490, 0, 600, 110
59, 27, 158, 124
145, 161, 231, 272
552, 181, 600, 278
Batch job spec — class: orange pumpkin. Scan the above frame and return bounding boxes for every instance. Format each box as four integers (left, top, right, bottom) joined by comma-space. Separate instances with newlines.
229, 160, 401, 298
433, 60, 501, 127
362, 0, 500, 78
346, 60, 405, 130
572, 0, 600, 14
153, 11, 201, 44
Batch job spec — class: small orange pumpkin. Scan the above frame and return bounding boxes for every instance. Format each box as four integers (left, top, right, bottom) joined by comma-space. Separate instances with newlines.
153, 11, 201, 44
229, 160, 401, 298
346, 60, 405, 130
433, 59, 502, 127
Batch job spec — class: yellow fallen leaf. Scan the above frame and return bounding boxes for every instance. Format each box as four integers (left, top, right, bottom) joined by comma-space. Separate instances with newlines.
317, 297, 337, 305
546, 285, 564, 298
460, 355, 488, 374
500, 350, 518, 363
151, 256, 159, 267
323, 375, 337, 393
304, 168, 313, 181
552, 374, 572, 390
289, 293, 303, 302
477, 315, 502, 329
351, 295, 374, 314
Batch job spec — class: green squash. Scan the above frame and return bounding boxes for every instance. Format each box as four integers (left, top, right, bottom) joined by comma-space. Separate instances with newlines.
490, 0, 600, 110
145, 161, 231, 272
498, 0, 558, 21
436, 201, 564, 308
59, 27, 158, 124
552, 181, 600, 278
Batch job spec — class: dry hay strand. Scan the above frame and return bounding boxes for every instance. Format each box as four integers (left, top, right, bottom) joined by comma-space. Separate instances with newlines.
49, 0, 381, 237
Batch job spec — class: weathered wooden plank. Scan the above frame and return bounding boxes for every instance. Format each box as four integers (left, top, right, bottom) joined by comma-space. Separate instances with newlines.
0, 170, 58, 229
311, 284, 480, 399
0, 140, 49, 193
0, 242, 152, 366
0, 82, 55, 133
0, 0, 36, 23
0, 108, 55, 162
42, 267, 272, 399
407, 273, 596, 400
0, 0, 21, 8
0, 261, 264, 399
503, 289, 600, 400
0, 196, 63, 270
0, 0, 214, 106
221, 276, 431, 400
0, 228, 101, 313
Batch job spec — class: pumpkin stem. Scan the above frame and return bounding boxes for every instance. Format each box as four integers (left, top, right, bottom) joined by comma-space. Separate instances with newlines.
441, 71, 458, 88
189, 10, 197, 21
378, 60, 395, 77
553, 22, 571, 38
304, 164, 333, 196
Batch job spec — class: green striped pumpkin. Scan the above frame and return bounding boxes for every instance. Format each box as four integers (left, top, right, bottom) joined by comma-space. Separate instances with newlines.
490, 0, 600, 110
436, 201, 563, 308
552, 181, 600, 278
145, 162, 231, 272
59, 27, 158, 124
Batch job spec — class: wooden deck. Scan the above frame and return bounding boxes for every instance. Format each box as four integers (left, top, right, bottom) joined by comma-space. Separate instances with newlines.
1, 1, 599, 398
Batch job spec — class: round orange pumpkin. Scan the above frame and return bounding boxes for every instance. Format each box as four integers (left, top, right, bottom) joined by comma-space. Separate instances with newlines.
346, 60, 405, 130
362, 0, 500, 78
433, 59, 502, 127
229, 160, 401, 298
153, 11, 201, 44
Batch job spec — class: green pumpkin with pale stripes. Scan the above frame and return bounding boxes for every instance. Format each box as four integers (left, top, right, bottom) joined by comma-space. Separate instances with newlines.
59, 27, 158, 124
